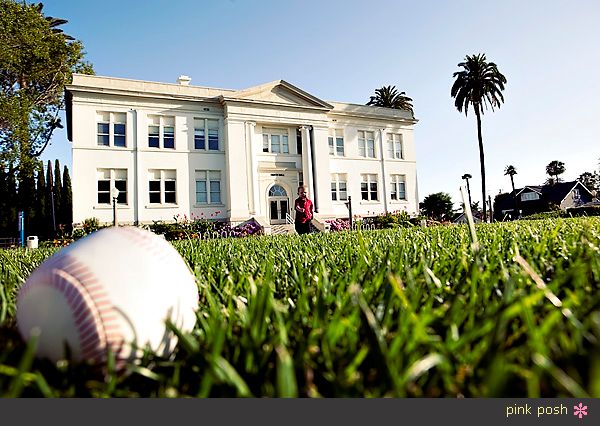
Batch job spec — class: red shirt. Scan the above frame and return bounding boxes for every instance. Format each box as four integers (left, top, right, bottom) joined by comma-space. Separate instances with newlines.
294, 197, 314, 223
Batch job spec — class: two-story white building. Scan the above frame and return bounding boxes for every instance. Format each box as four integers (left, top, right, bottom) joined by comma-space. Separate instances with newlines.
65, 74, 418, 228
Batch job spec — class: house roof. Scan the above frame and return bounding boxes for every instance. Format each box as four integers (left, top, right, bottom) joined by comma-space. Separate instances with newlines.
505, 181, 593, 205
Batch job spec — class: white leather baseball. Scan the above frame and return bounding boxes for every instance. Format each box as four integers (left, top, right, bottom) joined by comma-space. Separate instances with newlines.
16, 226, 199, 365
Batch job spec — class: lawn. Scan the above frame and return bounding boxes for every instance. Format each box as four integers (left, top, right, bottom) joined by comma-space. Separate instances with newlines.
1, 217, 599, 397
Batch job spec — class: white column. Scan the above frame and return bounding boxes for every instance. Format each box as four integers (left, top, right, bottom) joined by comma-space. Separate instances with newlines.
300, 125, 314, 204
245, 121, 260, 215
379, 128, 389, 213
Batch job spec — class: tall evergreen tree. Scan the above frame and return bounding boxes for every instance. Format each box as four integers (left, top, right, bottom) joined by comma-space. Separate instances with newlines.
1, 170, 18, 237
45, 159, 56, 234
35, 163, 46, 236
54, 159, 62, 226
60, 165, 73, 231
18, 163, 36, 234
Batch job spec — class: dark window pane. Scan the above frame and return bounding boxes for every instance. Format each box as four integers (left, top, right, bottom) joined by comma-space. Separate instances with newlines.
114, 123, 125, 135
270, 201, 278, 219
149, 192, 160, 203
98, 193, 110, 204
164, 192, 176, 203
208, 130, 218, 150
117, 191, 127, 204
98, 180, 110, 191
114, 135, 126, 147
149, 180, 160, 191
164, 181, 175, 191
149, 136, 159, 148
98, 123, 109, 133
97, 134, 109, 146
115, 180, 127, 191
164, 137, 175, 149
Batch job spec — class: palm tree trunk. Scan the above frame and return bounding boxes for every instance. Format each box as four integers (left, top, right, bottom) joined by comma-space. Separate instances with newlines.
475, 105, 487, 222
510, 175, 517, 216
466, 179, 472, 207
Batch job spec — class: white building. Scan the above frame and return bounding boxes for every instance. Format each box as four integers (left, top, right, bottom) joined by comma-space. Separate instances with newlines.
66, 74, 418, 229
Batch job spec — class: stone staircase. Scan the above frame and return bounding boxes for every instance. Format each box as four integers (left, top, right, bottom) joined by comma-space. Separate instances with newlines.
271, 224, 296, 235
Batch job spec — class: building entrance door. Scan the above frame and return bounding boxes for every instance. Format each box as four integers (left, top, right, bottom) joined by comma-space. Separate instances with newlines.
268, 185, 289, 225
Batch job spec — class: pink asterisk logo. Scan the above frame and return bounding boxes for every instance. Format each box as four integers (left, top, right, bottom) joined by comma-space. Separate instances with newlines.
573, 403, 588, 419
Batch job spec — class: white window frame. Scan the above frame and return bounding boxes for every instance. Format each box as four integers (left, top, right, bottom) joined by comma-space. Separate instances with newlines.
328, 129, 345, 156
361, 174, 379, 201
195, 170, 222, 205
262, 128, 290, 154
147, 115, 175, 150
358, 130, 376, 158
331, 173, 348, 202
521, 192, 540, 201
194, 118, 220, 151
148, 169, 177, 205
390, 174, 407, 201
96, 168, 128, 205
387, 133, 403, 160
97, 112, 127, 148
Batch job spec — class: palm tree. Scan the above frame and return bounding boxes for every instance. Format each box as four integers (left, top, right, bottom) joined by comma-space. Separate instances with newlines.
546, 160, 565, 184
367, 86, 414, 115
451, 53, 507, 222
461, 173, 473, 208
504, 165, 517, 193
504, 165, 518, 215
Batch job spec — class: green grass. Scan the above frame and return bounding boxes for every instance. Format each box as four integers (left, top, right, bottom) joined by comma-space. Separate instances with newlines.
1, 217, 599, 397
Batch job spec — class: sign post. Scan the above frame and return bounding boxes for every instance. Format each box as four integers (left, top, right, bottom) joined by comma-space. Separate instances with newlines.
18, 211, 24, 247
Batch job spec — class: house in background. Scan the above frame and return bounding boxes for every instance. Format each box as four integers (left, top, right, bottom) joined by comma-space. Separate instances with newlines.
65, 75, 419, 230
493, 181, 595, 220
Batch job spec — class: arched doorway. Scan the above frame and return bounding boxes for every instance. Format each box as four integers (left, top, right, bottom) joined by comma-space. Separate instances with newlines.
268, 184, 289, 225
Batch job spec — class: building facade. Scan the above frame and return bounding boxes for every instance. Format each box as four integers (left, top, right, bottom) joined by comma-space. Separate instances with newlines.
66, 75, 419, 227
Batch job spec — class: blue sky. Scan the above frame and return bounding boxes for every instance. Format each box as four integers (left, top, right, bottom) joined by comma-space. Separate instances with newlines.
42, 0, 600, 208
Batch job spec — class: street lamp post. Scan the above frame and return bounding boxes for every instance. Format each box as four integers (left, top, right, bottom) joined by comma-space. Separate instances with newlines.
111, 187, 120, 227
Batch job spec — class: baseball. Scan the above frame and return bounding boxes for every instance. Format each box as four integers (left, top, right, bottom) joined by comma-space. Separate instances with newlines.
16, 226, 199, 365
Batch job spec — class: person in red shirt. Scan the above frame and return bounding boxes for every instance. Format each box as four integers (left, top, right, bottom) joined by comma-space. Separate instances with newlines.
294, 185, 313, 235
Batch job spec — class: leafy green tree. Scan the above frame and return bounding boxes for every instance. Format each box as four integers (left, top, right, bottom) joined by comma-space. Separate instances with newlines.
0, 0, 93, 199
504, 164, 519, 213
420, 192, 455, 221
367, 85, 414, 115
451, 53, 507, 222
578, 171, 599, 193
461, 173, 473, 207
60, 165, 72, 230
545, 160, 565, 184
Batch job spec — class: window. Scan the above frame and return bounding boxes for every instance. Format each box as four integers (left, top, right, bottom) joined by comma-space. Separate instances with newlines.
97, 112, 126, 147
387, 133, 403, 159
195, 171, 222, 204
358, 130, 375, 158
194, 118, 220, 151
521, 192, 540, 201
97, 169, 127, 204
573, 188, 580, 200
390, 175, 407, 200
328, 129, 345, 156
148, 170, 177, 204
331, 174, 348, 201
148, 115, 175, 149
262, 128, 289, 154
361, 174, 378, 201
296, 129, 302, 154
